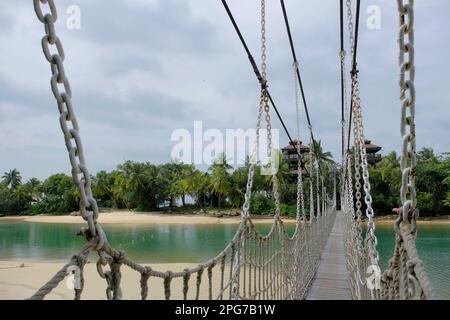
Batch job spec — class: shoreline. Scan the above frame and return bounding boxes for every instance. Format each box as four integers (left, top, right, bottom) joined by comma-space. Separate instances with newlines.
1, 210, 449, 225
0, 260, 230, 300
373, 214, 450, 224
0, 210, 295, 225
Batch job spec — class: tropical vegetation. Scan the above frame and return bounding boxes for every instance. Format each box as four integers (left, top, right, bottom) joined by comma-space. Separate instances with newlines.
0, 147, 448, 218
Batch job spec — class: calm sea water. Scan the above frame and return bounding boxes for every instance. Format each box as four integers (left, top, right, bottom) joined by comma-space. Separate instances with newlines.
0, 220, 449, 299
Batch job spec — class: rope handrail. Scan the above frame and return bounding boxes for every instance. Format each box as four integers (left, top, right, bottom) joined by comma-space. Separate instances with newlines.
341, 0, 436, 300
221, 0, 315, 179
29, 209, 336, 300
26, 0, 436, 301
29, 0, 336, 300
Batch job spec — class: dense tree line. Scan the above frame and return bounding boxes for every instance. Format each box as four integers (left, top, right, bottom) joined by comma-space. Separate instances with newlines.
369, 148, 450, 216
1, 147, 448, 217
0, 140, 335, 217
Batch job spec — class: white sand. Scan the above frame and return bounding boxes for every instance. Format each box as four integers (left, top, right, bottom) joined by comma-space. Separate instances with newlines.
0, 260, 233, 300
1, 210, 294, 225
0, 211, 289, 299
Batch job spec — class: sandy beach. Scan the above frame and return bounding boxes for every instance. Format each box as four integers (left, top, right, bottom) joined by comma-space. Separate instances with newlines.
0, 211, 292, 299
2, 210, 447, 225
1, 211, 448, 299
0, 210, 295, 225
0, 260, 233, 300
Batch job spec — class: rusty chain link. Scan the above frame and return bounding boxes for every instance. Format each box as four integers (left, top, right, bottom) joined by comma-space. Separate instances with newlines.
397, 0, 418, 227
33, 0, 105, 246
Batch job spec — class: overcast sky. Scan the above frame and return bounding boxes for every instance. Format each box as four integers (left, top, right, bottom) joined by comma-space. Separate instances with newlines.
0, 0, 449, 180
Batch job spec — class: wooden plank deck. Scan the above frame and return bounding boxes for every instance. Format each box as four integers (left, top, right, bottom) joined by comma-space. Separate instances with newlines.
306, 211, 352, 300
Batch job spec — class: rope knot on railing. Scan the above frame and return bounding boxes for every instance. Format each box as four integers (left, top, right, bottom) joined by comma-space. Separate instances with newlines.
140, 266, 152, 300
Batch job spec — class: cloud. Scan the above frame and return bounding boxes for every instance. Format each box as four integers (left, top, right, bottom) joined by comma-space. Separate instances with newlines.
0, 0, 449, 180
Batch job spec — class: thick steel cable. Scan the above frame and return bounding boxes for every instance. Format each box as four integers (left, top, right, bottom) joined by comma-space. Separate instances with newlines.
278, 0, 323, 178
221, 0, 312, 177
343, 0, 361, 182
340, 0, 345, 159
346, 0, 361, 152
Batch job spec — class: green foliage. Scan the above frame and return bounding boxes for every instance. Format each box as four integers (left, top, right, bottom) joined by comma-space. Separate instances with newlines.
415, 155, 448, 216
0, 171, 35, 214
2, 169, 22, 189
368, 148, 449, 217
31, 173, 78, 214
92, 170, 115, 207
417, 192, 434, 213
443, 192, 450, 209
250, 192, 274, 215
369, 166, 401, 214
280, 203, 297, 218
305, 139, 334, 170
1, 147, 447, 218
209, 154, 232, 209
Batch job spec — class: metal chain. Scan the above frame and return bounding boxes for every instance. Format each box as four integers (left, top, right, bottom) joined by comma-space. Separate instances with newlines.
352, 90, 363, 223
259, 0, 280, 217
293, 62, 305, 222
346, 0, 355, 59
263, 89, 281, 217
242, 0, 279, 218
351, 72, 379, 265
293, 63, 301, 142
309, 134, 315, 220
340, 48, 348, 194
261, 0, 267, 82
340, 50, 349, 152
346, 153, 355, 220
242, 102, 264, 218
343, 0, 354, 209
333, 168, 337, 208
33, 0, 104, 244
397, 0, 418, 226
315, 157, 321, 217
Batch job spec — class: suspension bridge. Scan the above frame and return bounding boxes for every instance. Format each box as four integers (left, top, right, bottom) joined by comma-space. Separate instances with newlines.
27, 0, 436, 300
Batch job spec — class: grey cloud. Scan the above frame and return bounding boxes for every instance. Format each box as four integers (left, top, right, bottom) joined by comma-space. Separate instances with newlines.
75, 0, 220, 55
0, 0, 449, 180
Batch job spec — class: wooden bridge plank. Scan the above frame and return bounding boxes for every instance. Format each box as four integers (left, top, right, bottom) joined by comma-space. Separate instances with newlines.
306, 211, 352, 300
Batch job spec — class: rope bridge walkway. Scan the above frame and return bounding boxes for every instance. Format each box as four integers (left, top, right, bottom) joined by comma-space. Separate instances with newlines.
27, 0, 437, 300
306, 211, 351, 300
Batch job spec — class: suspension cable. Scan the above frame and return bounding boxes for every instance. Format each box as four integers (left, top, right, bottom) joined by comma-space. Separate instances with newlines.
278, 0, 323, 177
221, 0, 310, 175
343, 0, 361, 183
279, 0, 315, 140
340, 0, 345, 159
346, 0, 361, 152
277, 0, 324, 200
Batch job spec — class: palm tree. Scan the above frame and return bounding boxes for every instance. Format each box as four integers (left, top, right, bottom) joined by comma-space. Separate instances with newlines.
195, 172, 211, 208
26, 178, 42, 202
210, 166, 231, 210
11, 185, 31, 207
417, 148, 438, 164
209, 154, 232, 210
263, 151, 291, 192
377, 151, 400, 169
124, 163, 148, 191
305, 140, 334, 174
112, 171, 128, 208
180, 167, 210, 208
2, 169, 22, 189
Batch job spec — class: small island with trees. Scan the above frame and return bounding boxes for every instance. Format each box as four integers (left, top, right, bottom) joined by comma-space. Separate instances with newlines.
1, 144, 449, 219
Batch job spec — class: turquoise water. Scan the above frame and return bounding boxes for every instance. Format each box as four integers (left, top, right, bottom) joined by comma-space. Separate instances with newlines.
373, 222, 450, 299
0, 220, 449, 298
